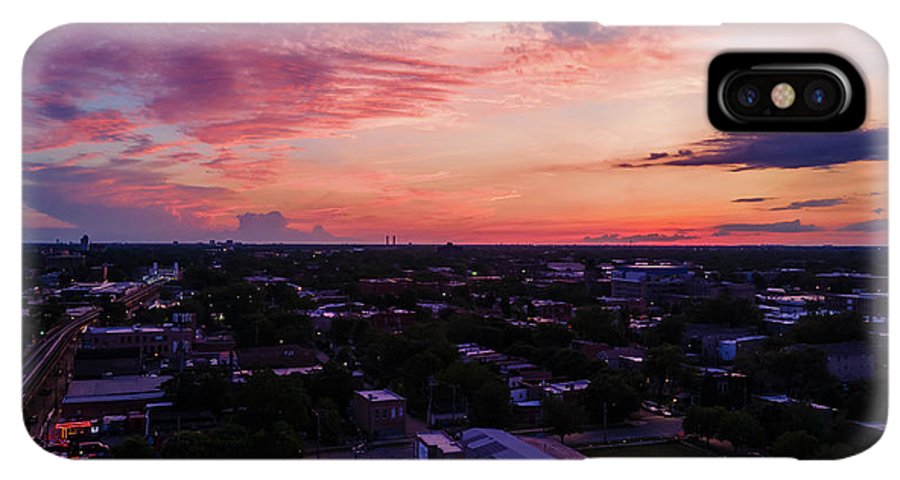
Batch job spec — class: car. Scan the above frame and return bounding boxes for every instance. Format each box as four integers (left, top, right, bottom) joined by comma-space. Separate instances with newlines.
74, 441, 109, 459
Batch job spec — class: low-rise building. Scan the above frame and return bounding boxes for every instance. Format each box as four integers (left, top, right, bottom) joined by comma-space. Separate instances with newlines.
61, 375, 171, 420
458, 428, 553, 459
352, 389, 407, 439
415, 431, 464, 459
717, 335, 768, 363
530, 300, 574, 323
82, 324, 192, 360
235, 344, 328, 370
810, 342, 878, 382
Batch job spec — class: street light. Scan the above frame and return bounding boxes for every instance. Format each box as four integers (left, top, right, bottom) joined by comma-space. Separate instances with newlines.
312, 409, 322, 459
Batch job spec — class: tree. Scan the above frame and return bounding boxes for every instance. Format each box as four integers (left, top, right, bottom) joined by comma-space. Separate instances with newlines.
238, 371, 312, 433
163, 367, 231, 414
646, 315, 686, 347
643, 344, 686, 399
438, 362, 497, 397
160, 431, 211, 458
739, 346, 838, 402
772, 430, 820, 459
532, 324, 573, 349
250, 421, 304, 458
470, 381, 512, 428
306, 361, 354, 407
206, 423, 253, 458
543, 397, 585, 444
788, 312, 866, 344
545, 348, 598, 379
98, 300, 127, 325
111, 435, 155, 458
683, 406, 728, 447
689, 296, 761, 327
717, 411, 767, 452
312, 398, 347, 446
585, 370, 641, 424
570, 306, 626, 345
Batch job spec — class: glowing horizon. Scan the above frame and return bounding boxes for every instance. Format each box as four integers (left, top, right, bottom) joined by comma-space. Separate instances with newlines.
23, 24, 888, 246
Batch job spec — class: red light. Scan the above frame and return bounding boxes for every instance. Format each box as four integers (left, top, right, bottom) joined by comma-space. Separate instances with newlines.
55, 421, 92, 429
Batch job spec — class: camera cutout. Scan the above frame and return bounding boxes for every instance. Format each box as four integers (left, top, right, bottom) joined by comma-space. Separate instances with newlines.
709, 53, 866, 132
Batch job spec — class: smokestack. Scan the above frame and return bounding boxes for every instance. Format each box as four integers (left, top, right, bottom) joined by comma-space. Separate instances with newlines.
392, 235, 396, 245
386, 235, 389, 246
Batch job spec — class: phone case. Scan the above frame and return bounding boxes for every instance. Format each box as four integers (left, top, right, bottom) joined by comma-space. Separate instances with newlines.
22, 23, 887, 460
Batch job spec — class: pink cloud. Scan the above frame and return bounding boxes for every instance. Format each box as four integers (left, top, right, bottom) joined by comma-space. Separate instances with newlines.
24, 109, 140, 152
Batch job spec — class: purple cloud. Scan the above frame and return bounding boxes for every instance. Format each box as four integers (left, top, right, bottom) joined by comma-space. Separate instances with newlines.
233, 211, 343, 243
621, 128, 887, 171
839, 219, 887, 232
713, 219, 821, 237
770, 198, 845, 211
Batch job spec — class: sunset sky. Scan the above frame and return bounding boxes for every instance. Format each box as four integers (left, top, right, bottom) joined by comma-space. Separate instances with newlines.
22, 23, 888, 245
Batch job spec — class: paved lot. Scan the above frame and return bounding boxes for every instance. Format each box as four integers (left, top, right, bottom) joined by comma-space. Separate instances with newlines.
562, 414, 683, 446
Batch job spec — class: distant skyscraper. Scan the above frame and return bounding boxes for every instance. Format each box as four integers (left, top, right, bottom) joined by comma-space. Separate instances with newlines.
392, 235, 397, 246
79, 234, 90, 252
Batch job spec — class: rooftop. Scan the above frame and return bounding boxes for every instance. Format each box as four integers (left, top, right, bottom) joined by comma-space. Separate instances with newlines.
459, 428, 553, 459
64, 375, 171, 404
87, 325, 189, 335
236, 344, 328, 369
416, 432, 464, 455
543, 379, 591, 395
355, 389, 405, 403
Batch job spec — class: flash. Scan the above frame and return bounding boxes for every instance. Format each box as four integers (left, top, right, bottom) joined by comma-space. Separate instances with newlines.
771, 82, 796, 109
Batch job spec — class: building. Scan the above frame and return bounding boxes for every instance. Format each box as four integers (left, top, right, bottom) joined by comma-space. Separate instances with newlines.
810, 342, 878, 382
684, 324, 759, 364
716, 335, 768, 363
577, 341, 645, 369
235, 344, 328, 370
357, 277, 415, 296
60, 375, 172, 420
171, 312, 196, 326
688, 367, 749, 409
541, 379, 590, 401
610, 264, 691, 304
80, 234, 90, 252
816, 272, 888, 293
529, 300, 574, 323
519, 436, 586, 459
352, 389, 407, 439
364, 307, 417, 333
82, 324, 192, 360
415, 431, 464, 459
751, 394, 841, 436
60, 281, 161, 319
458, 428, 553, 459
73, 347, 142, 379
825, 293, 888, 321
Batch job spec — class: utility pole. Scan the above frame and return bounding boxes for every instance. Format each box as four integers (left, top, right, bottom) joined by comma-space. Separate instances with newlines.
313, 409, 322, 459
602, 400, 608, 444
426, 376, 436, 428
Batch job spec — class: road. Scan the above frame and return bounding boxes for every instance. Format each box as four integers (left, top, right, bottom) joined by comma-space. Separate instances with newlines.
22, 306, 100, 404
22, 306, 102, 442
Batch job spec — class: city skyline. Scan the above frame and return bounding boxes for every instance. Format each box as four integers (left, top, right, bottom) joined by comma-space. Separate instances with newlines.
23, 24, 888, 245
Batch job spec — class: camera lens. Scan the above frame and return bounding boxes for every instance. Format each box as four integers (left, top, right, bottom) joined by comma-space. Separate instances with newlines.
804, 79, 838, 112
737, 85, 760, 107
811, 87, 826, 106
